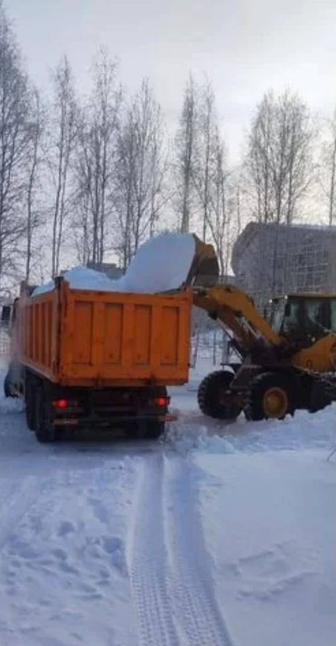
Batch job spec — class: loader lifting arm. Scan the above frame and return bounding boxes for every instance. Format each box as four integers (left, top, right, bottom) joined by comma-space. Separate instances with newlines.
192, 282, 336, 373
193, 285, 283, 354
186, 236, 283, 356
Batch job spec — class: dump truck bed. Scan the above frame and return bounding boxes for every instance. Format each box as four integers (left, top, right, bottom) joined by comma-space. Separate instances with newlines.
15, 280, 192, 387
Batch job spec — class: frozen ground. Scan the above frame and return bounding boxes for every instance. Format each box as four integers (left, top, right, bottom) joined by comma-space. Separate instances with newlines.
0, 357, 335, 646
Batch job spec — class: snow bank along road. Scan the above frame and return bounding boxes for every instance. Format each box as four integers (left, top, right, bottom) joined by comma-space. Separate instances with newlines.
0, 364, 336, 646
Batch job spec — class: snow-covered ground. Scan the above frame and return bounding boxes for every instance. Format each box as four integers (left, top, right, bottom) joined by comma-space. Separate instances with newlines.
0, 357, 335, 646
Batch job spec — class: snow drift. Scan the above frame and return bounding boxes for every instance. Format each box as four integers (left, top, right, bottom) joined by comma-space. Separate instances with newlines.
0, 361, 335, 646
33, 233, 196, 297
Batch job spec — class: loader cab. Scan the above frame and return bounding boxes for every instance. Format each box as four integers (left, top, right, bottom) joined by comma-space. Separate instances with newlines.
269, 294, 336, 345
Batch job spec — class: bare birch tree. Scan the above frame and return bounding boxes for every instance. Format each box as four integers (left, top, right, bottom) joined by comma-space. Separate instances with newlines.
246, 90, 314, 224
187, 80, 239, 274
202, 133, 228, 274
247, 92, 274, 222
320, 111, 336, 225
49, 56, 77, 277
115, 79, 166, 269
74, 50, 120, 264
191, 80, 218, 241
0, 3, 34, 291
174, 75, 198, 233
25, 88, 44, 281
198, 132, 242, 277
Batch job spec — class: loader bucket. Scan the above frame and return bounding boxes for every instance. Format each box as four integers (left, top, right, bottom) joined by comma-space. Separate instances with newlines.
185, 235, 219, 287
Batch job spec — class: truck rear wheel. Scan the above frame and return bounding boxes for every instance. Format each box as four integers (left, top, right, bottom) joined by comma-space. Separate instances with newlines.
136, 419, 165, 439
245, 372, 293, 421
35, 386, 57, 443
145, 420, 165, 439
197, 369, 241, 420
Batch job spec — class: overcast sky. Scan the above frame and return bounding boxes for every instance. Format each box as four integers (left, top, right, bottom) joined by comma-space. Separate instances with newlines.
8, 0, 336, 161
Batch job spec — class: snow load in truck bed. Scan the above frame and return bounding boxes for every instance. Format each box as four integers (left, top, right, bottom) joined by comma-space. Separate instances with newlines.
33, 233, 196, 296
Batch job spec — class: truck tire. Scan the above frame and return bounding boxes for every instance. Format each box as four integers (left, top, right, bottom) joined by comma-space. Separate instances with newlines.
245, 372, 294, 421
145, 420, 165, 439
197, 369, 241, 420
3, 362, 21, 398
35, 386, 57, 443
137, 386, 168, 439
136, 419, 165, 439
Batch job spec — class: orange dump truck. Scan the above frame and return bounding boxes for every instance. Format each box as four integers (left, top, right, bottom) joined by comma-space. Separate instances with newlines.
5, 278, 192, 442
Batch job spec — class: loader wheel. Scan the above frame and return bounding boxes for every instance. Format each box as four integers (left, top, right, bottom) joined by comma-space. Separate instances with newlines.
309, 382, 331, 413
245, 372, 293, 421
197, 369, 241, 420
35, 387, 57, 443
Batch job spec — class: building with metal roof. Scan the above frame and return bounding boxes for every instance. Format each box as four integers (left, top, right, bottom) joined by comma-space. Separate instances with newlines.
232, 222, 336, 308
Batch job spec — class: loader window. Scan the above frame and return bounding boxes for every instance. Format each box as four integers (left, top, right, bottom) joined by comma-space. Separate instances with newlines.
268, 295, 336, 341
281, 298, 329, 342
271, 300, 285, 333
282, 300, 301, 337
304, 299, 328, 332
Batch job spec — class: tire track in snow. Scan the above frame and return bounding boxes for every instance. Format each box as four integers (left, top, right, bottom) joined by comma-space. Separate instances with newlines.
164, 455, 233, 646
128, 453, 234, 646
127, 454, 180, 646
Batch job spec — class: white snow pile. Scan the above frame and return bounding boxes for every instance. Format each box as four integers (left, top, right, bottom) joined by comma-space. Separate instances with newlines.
33, 266, 117, 297
33, 233, 196, 296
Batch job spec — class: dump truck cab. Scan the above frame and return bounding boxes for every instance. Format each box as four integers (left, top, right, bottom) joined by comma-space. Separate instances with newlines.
269, 293, 336, 347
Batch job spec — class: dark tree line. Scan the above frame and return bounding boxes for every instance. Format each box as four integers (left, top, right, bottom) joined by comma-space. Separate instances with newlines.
0, 1, 334, 297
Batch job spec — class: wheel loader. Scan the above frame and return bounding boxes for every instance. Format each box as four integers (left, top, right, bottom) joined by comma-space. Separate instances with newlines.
188, 241, 336, 422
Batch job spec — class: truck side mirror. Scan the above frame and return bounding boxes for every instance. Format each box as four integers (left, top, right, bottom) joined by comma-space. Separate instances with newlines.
1, 305, 11, 325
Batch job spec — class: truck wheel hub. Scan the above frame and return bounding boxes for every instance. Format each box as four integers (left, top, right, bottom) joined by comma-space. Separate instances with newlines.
263, 387, 288, 418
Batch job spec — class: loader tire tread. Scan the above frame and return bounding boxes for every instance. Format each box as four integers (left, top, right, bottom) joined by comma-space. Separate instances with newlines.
197, 369, 241, 420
